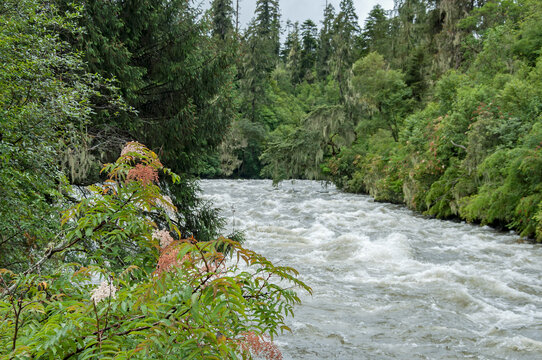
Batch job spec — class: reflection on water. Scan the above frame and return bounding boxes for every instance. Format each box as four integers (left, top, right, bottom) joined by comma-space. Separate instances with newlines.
200, 179, 542, 360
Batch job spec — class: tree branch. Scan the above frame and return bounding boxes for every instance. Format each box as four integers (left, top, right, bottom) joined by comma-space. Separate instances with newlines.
450, 140, 467, 151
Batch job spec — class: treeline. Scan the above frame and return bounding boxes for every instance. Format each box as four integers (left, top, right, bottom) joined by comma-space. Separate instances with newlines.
204, 0, 542, 242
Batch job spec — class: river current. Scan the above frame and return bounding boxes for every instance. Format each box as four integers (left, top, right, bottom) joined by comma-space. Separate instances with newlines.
200, 179, 542, 359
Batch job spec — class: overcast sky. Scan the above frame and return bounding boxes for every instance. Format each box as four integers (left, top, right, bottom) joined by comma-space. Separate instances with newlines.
199, 0, 396, 31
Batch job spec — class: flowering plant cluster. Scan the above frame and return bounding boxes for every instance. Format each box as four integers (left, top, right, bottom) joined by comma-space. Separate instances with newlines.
0, 142, 310, 359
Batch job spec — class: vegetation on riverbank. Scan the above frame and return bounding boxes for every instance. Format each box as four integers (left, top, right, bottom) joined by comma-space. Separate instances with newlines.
1, 143, 309, 358
209, 0, 542, 242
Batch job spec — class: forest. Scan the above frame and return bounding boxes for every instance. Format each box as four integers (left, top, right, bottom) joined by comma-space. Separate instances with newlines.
0, 0, 541, 358
200, 0, 542, 241
201, 0, 542, 243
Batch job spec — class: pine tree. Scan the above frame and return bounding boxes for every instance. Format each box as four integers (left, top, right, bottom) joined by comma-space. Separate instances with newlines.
281, 21, 297, 61
240, 0, 281, 122
337, 0, 361, 36
361, 5, 390, 58
283, 22, 302, 84
254, 0, 281, 56
300, 19, 319, 82
331, 0, 361, 101
211, 0, 235, 39
317, 3, 336, 79
57, 0, 236, 175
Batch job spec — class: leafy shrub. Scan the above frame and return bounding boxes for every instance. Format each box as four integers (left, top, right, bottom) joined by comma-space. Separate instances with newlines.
0, 143, 310, 359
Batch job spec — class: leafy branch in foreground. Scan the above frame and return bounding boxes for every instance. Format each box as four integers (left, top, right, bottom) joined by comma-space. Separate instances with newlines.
0, 142, 311, 359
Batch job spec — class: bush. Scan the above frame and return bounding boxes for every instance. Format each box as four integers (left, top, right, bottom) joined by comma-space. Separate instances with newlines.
0, 143, 310, 359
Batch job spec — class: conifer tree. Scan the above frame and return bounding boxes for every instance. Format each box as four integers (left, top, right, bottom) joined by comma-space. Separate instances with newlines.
240, 0, 281, 122
331, 0, 361, 101
317, 3, 336, 79
281, 21, 298, 61
361, 5, 390, 58
57, 0, 235, 176
300, 20, 319, 82
254, 0, 281, 56
284, 22, 303, 84
211, 0, 235, 39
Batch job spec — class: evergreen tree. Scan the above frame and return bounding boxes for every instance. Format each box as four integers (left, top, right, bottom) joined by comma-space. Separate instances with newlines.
361, 5, 390, 57
53, 0, 237, 240
284, 22, 303, 84
300, 19, 319, 82
281, 21, 298, 61
254, 0, 281, 56
337, 0, 361, 36
211, 0, 235, 39
240, 0, 281, 122
331, 0, 361, 101
317, 3, 336, 80
387, 0, 433, 98
57, 0, 235, 175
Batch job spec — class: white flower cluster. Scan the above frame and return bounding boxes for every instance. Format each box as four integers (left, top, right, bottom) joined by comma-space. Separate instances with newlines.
90, 280, 117, 304
153, 229, 174, 249
120, 142, 145, 157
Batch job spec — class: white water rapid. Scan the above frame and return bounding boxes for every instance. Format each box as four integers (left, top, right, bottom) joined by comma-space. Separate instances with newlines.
200, 179, 542, 359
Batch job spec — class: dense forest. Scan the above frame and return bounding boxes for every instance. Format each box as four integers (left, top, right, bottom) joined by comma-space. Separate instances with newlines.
201, 0, 542, 243
0, 0, 541, 357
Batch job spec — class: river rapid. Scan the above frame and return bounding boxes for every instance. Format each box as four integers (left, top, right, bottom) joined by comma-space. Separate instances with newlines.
199, 179, 542, 360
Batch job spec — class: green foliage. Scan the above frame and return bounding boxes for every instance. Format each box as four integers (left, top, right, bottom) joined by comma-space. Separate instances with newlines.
224, 118, 267, 179
513, 0, 542, 64
261, 105, 352, 183
361, 5, 390, 57
231, 0, 541, 242
0, 0, 123, 270
317, 3, 336, 80
54, 0, 239, 246
238, 0, 281, 126
315, 0, 542, 240
349, 52, 412, 141
58, 0, 236, 176
330, 0, 361, 101
211, 0, 235, 40
0, 143, 310, 359
299, 20, 319, 82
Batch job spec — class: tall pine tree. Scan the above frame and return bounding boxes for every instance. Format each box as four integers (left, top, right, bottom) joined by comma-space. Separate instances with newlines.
331, 0, 361, 101
317, 3, 336, 80
57, 0, 236, 174
361, 5, 390, 58
211, 0, 235, 40
254, 0, 281, 56
240, 0, 281, 122
283, 22, 303, 84
300, 19, 319, 82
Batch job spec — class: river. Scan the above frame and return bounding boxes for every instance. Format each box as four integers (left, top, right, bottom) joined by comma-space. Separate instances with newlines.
199, 179, 542, 359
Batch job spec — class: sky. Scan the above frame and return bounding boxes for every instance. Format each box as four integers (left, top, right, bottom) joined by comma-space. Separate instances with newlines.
200, 0, 396, 31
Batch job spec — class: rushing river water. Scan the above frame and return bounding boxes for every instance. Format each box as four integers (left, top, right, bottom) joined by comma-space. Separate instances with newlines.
200, 179, 542, 359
